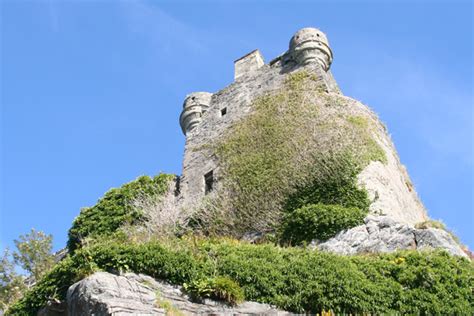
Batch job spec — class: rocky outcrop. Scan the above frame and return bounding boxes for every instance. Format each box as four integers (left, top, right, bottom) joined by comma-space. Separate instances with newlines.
315, 215, 467, 257
65, 272, 288, 316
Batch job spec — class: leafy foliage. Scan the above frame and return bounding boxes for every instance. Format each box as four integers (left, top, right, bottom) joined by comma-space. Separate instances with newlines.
67, 174, 175, 252
284, 153, 370, 212
8, 238, 473, 315
184, 276, 244, 305
13, 229, 54, 281
280, 204, 367, 244
0, 249, 27, 311
197, 71, 385, 236
1, 230, 55, 312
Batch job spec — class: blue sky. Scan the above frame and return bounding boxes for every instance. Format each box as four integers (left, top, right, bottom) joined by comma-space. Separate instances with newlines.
1, 0, 472, 252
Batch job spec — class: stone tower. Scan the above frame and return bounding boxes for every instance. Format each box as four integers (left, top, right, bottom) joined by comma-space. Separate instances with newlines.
178, 27, 427, 225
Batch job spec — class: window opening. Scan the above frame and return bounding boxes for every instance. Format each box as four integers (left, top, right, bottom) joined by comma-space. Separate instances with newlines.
204, 171, 214, 194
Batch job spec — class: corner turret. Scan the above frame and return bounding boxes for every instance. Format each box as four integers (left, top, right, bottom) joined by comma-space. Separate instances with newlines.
179, 92, 213, 135
289, 28, 333, 71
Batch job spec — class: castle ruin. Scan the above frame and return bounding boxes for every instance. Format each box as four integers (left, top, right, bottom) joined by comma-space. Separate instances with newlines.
178, 28, 427, 225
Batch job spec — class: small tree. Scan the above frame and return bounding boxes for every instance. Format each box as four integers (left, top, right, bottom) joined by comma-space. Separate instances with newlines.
13, 229, 54, 281
0, 249, 26, 311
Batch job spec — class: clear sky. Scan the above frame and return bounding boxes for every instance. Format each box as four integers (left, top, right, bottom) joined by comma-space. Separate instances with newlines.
1, 0, 473, 252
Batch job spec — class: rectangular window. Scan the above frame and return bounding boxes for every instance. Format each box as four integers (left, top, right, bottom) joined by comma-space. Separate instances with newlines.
220, 107, 227, 116
204, 171, 214, 194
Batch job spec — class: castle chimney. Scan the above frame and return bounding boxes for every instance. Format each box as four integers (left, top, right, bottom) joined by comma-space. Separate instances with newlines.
234, 49, 264, 80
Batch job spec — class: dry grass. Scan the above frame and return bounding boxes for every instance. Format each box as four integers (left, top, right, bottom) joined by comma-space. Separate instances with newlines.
122, 179, 190, 242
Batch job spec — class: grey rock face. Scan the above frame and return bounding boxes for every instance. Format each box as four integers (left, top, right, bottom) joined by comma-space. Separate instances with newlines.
316, 215, 467, 257
37, 301, 67, 316
66, 272, 288, 316
67, 272, 161, 315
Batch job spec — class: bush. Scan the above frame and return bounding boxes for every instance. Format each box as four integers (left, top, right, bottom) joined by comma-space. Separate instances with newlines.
8, 238, 473, 315
284, 153, 371, 212
67, 174, 175, 252
1, 249, 27, 311
184, 276, 244, 305
280, 204, 367, 244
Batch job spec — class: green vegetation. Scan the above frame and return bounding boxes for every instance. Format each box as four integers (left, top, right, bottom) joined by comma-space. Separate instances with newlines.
415, 219, 462, 246
284, 154, 370, 212
155, 294, 184, 316
280, 204, 366, 244
184, 276, 244, 306
7, 238, 473, 315
346, 115, 387, 164
280, 154, 370, 244
67, 174, 175, 252
197, 71, 384, 237
1, 250, 27, 311
1, 229, 54, 311
6, 71, 470, 315
13, 229, 54, 282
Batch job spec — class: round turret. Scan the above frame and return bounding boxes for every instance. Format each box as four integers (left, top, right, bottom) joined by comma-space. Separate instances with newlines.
179, 92, 213, 135
289, 27, 333, 71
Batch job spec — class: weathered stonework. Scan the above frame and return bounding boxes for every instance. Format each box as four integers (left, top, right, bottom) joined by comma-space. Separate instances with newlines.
177, 27, 427, 225
289, 27, 333, 70
179, 92, 213, 135
234, 49, 265, 80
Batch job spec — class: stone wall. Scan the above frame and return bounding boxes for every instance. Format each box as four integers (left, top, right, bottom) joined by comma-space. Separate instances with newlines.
177, 27, 427, 225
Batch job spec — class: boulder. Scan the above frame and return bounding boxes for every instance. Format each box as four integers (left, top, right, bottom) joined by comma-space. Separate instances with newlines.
316, 215, 467, 257
66, 272, 288, 316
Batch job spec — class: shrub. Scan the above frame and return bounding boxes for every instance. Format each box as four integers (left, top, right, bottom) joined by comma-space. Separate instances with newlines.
184, 276, 244, 306
1, 249, 27, 311
13, 229, 55, 281
8, 238, 473, 315
280, 203, 367, 244
67, 174, 175, 252
283, 153, 371, 212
